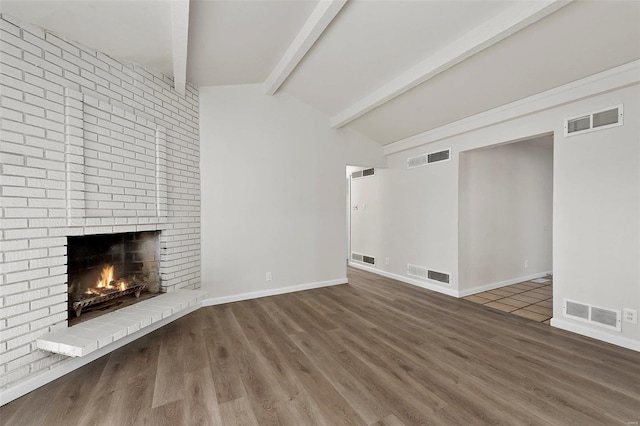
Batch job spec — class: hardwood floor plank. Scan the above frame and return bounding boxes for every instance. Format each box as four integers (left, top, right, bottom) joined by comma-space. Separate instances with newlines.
201, 318, 246, 404
214, 305, 305, 426
251, 299, 367, 426
149, 400, 185, 426
218, 397, 259, 426
290, 331, 391, 424
2, 267, 638, 425
183, 368, 223, 426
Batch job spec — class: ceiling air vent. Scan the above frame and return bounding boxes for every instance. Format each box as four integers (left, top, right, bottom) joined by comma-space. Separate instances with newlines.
428, 269, 450, 285
563, 299, 621, 331
407, 263, 428, 279
565, 105, 623, 136
351, 252, 375, 266
351, 168, 375, 179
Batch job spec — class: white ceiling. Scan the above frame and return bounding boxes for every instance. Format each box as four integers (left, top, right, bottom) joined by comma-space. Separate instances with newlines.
2, 0, 639, 146
0, 0, 174, 75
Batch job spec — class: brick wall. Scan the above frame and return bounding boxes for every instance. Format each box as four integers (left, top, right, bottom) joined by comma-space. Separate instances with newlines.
0, 14, 200, 390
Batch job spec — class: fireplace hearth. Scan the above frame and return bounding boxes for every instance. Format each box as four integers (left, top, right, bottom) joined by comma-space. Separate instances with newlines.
67, 231, 161, 325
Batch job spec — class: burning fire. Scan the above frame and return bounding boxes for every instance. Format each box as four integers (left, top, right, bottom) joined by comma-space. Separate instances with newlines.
85, 265, 129, 295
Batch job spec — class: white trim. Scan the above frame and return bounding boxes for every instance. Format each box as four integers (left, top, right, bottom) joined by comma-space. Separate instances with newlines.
170, 0, 189, 95
201, 278, 347, 306
349, 262, 458, 297
457, 270, 553, 297
0, 302, 201, 406
330, 0, 571, 128
263, 0, 347, 95
384, 60, 640, 155
551, 318, 640, 352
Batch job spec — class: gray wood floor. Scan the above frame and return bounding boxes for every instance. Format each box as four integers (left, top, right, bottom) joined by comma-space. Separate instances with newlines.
2, 267, 639, 425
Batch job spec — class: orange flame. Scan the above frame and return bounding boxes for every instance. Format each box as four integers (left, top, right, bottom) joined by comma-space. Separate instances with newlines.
97, 265, 115, 289
84, 265, 130, 296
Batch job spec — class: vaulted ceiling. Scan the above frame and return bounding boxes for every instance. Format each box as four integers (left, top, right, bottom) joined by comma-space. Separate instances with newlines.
2, 0, 639, 146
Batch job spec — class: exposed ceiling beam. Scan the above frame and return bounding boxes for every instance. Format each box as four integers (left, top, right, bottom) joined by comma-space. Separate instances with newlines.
264, 0, 347, 96
171, 0, 190, 95
330, 0, 573, 128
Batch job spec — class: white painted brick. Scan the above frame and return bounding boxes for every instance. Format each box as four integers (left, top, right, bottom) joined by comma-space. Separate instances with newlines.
1, 118, 46, 137
44, 33, 79, 56
4, 289, 48, 306
22, 30, 60, 55
2, 96, 45, 117
28, 293, 65, 311
0, 345, 30, 365
0, 260, 29, 274
28, 237, 66, 249
5, 351, 48, 373
29, 311, 67, 331
5, 228, 48, 240
2, 164, 46, 178
29, 274, 65, 290
4, 208, 48, 218
5, 268, 49, 285
0, 83, 23, 101
0, 302, 30, 319
2, 186, 46, 198
6, 307, 49, 328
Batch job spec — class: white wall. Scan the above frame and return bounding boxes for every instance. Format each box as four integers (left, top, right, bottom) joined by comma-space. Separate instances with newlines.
350, 79, 639, 349
458, 136, 553, 292
200, 84, 384, 300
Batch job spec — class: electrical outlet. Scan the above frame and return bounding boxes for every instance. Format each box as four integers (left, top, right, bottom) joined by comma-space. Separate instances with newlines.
384, 257, 389, 265
266, 272, 272, 282
623, 308, 637, 324
524, 260, 529, 268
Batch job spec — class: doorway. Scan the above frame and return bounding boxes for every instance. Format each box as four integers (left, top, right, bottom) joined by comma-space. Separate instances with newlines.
458, 133, 554, 323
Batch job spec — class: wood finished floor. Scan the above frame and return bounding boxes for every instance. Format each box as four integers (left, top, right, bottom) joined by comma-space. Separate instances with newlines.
2, 267, 639, 425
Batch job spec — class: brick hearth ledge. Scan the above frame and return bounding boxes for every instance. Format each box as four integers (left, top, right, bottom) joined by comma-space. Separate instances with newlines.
37, 290, 205, 357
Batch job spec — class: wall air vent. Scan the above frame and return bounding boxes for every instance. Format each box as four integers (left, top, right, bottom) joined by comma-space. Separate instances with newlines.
591, 307, 619, 329
563, 299, 621, 331
351, 168, 375, 179
565, 300, 589, 320
407, 263, 428, 279
428, 269, 450, 285
407, 154, 427, 169
565, 105, 623, 136
428, 149, 450, 164
351, 252, 375, 265
407, 148, 451, 169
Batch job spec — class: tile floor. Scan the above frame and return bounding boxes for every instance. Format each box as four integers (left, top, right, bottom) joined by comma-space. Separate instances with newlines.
464, 275, 553, 324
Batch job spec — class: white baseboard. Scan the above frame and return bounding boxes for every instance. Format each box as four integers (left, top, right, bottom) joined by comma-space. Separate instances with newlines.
201, 278, 347, 306
551, 318, 640, 352
457, 270, 553, 297
348, 262, 458, 297
0, 302, 201, 406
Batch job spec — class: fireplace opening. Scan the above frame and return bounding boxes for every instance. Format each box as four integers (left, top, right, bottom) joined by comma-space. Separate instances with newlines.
67, 231, 161, 326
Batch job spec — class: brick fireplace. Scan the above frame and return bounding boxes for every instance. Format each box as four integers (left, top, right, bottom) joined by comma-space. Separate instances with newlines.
0, 14, 200, 394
